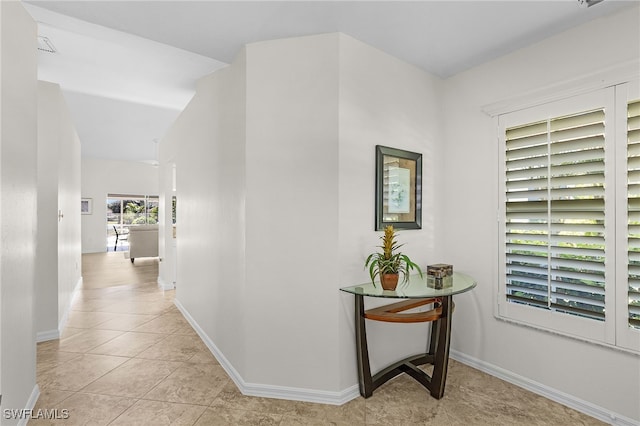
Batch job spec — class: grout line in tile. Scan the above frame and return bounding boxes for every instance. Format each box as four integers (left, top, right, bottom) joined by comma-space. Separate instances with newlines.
104, 398, 142, 426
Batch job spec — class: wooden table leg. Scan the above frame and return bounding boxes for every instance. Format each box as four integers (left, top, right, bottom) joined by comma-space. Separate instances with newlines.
355, 294, 373, 397
429, 295, 452, 399
354, 295, 454, 399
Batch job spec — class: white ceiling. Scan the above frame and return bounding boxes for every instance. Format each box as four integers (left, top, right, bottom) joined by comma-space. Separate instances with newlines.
22, 0, 636, 163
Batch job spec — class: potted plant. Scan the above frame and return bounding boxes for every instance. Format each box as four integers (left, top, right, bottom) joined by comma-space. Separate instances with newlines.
364, 225, 423, 290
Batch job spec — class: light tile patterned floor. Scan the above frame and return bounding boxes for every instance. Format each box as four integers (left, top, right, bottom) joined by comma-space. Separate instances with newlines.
32, 252, 605, 425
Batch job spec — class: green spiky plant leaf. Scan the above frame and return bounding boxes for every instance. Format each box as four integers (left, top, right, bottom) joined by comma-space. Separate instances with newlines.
364, 225, 422, 286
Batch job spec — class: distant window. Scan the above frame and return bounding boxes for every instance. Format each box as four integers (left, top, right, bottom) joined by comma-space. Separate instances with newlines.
107, 194, 159, 229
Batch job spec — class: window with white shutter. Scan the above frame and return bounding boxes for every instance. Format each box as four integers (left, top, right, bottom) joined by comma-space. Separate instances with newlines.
627, 98, 640, 330
505, 108, 607, 321
497, 85, 640, 352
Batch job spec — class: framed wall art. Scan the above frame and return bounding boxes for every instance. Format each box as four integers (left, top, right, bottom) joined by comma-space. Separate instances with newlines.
81, 198, 93, 215
375, 145, 422, 230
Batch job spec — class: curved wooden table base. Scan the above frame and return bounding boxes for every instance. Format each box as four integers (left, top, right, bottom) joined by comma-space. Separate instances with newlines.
355, 295, 453, 399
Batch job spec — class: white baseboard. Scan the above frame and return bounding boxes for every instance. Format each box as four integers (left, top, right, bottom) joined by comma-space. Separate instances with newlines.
36, 276, 82, 343
16, 384, 40, 426
173, 299, 358, 406
450, 350, 639, 426
57, 276, 82, 336
157, 276, 175, 291
36, 329, 59, 343
240, 381, 359, 406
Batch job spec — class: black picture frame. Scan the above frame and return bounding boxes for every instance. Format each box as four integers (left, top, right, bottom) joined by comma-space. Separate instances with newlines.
375, 145, 422, 230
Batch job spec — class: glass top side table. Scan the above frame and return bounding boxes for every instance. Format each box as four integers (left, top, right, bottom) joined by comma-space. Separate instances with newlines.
340, 271, 476, 399
340, 271, 476, 299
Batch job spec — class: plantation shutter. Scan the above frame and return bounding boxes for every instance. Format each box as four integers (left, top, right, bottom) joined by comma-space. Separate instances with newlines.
628, 99, 640, 329
505, 108, 606, 321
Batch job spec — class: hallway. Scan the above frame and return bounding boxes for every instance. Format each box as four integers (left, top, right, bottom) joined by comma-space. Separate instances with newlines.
32, 252, 603, 425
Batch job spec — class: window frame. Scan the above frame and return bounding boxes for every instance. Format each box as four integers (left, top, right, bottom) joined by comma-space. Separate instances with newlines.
107, 194, 159, 230
496, 84, 640, 353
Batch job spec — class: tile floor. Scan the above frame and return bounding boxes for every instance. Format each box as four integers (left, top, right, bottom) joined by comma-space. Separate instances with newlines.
32, 252, 605, 425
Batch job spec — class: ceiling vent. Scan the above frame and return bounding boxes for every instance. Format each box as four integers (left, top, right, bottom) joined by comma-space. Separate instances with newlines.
37, 36, 57, 54
577, 0, 604, 7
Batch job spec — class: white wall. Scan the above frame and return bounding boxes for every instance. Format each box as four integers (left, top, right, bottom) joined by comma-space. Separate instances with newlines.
163, 33, 442, 398
57, 89, 82, 333
163, 50, 248, 379
244, 34, 341, 391
157, 162, 176, 290
0, 1, 38, 419
337, 34, 444, 389
81, 158, 159, 253
442, 6, 640, 422
36, 82, 60, 336
36, 81, 82, 340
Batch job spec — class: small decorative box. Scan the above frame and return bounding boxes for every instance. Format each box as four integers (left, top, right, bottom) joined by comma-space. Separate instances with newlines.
427, 263, 453, 289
